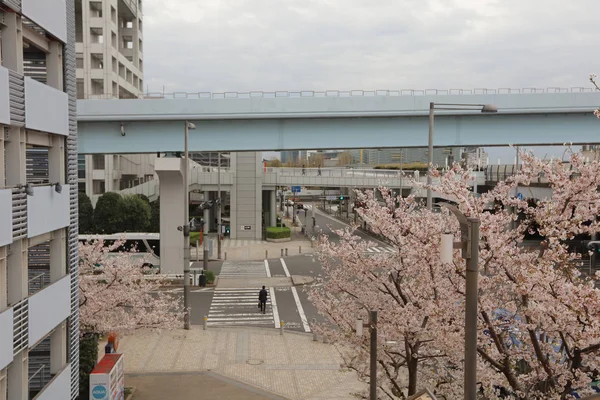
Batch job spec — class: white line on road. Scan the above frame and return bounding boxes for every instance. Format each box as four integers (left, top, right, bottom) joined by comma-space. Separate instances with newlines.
280, 258, 291, 277
291, 286, 311, 333
264, 260, 271, 277
269, 287, 280, 329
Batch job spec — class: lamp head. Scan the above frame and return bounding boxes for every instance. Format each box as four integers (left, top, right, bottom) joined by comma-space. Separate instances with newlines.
186, 121, 196, 130
481, 104, 498, 113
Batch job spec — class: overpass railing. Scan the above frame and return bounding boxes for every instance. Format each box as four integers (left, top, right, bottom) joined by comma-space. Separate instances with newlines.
140, 87, 598, 100
266, 167, 418, 179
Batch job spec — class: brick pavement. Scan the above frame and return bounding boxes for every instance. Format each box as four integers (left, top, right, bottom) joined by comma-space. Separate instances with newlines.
106, 327, 366, 400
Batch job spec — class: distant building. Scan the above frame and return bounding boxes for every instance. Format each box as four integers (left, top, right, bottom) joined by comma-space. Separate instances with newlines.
350, 148, 461, 166
462, 147, 489, 170
581, 145, 600, 162
280, 151, 299, 164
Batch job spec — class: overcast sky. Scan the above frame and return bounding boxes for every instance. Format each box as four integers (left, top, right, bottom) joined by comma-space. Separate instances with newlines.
142, 0, 598, 162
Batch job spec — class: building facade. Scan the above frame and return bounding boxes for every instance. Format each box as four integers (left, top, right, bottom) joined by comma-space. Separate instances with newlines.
74, 0, 154, 199
350, 147, 462, 167
0, 0, 79, 398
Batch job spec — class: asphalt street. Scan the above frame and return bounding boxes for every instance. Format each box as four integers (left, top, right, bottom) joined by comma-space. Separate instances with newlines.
178, 204, 392, 332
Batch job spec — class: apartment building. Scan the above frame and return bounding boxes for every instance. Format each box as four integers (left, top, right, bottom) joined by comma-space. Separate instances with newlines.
74, 0, 156, 198
0, 0, 79, 398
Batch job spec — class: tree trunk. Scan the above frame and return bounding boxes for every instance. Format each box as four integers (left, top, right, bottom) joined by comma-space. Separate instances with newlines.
407, 353, 418, 396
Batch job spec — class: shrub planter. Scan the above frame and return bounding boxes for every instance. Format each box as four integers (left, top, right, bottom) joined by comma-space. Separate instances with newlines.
266, 226, 291, 242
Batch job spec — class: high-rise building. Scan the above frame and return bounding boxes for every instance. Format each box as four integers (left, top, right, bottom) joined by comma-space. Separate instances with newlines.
350, 147, 462, 167
74, 0, 155, 201
1, 1, 79, 398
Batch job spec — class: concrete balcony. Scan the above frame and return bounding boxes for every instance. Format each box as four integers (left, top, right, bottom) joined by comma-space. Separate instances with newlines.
0, 307, 13, 370
0, 66, 10, 125
22, 0, 67, 42
34, 364, 71, 400
27, 276, 70, 347
0, 189, 12, 246
26, 185, 70, 238
25, 77, 68, 136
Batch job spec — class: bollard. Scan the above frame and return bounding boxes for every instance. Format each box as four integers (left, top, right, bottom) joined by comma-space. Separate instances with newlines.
280, 320, 285, 335
285, 248, 288, 257
299, 246, 301, 254
312, 318, 318, 341
265, 250, 268, 260
281, 248, 284, 257
196, 240, 200, 262
224, 252, 227, 260
203, 316, 207, 331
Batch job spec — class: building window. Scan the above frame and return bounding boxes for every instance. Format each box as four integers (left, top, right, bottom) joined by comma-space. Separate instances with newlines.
76, 79, 84, 99
90, 27, 103, 44
111, 6, 117, 24
92, 155, 105, 170
90, 53, 104, 69
93, 180, 105, 195
89, 1, 102, 17
78, 182, 86, 193
76, 55, 84, 69
112, 32, 117, 49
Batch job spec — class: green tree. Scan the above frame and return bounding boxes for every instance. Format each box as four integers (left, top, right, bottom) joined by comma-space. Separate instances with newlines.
122, 195, 151, 232
149, 199, 160, 233
134, 193, 150, 205
78, 333, 99, 400
78, 192, 94, 234
93, 192, 125, 234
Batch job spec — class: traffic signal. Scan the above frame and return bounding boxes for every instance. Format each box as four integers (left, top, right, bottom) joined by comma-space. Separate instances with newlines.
225, 225, 231, 235
339, 195, 345, 201
587, 241, 600, 252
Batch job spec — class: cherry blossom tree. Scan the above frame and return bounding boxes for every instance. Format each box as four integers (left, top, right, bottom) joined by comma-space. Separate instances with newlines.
309, 150, 600, 399
78, 238, 184, 336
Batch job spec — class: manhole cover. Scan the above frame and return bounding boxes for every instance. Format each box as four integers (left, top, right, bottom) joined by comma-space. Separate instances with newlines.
246, 359, 264, 366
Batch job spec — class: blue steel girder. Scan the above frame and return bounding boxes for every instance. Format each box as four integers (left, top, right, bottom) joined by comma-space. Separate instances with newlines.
76, 93, 600, 154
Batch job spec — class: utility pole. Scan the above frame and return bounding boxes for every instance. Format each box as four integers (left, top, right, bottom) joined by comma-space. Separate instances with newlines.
203, 198, 209, 271
217, 152, 222, 259
182, 121, 196, 330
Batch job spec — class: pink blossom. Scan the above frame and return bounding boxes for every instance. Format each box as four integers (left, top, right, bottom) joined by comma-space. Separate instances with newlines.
309, 150, 600, 399
79, 238, 184, 336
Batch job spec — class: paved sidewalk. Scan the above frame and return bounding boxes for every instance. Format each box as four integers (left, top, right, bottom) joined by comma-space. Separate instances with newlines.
105, 327, 365, 400
192, 239, 314, 261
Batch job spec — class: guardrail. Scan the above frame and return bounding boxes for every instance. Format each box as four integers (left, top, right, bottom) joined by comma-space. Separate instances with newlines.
266, 167, 416, 179
138, 87, 599, 100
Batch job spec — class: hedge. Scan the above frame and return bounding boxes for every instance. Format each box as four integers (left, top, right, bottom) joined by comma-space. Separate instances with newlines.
266, 226, 291, 239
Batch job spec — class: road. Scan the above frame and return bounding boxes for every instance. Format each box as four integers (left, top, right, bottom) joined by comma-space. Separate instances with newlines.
177, 203, 393, 332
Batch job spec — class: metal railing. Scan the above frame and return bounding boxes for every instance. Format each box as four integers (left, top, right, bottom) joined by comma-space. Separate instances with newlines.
28, 364, 47, 390
13, 298, 28, 355
139, 86, 599, 100
12, 188, 27, 239
266, 167, 414, 179
28, 272, 50, 295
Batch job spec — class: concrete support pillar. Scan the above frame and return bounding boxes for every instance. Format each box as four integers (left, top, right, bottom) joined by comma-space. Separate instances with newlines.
7, 240, 27, 306
46, 41, 63, 91
50, 322, 67, 375
0, 12, 23, 73
48, 135, 65, 185
156, 158, 185, 275
269, 190, 276, 227
4, 127, 26, 186
7, 351, 27, 400
204, 192, 210, 230
50, 229, 66, 282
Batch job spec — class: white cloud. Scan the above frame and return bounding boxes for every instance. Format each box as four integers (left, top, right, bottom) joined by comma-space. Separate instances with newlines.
142, 0, 599, 93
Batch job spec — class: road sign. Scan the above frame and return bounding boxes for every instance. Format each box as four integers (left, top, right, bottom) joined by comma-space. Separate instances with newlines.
517, 192, 523, 200
291, 186, 301, 193
241, 225, 252, 230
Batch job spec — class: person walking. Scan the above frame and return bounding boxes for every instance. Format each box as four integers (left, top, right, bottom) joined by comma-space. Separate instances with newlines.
317, 166, 321, 176
258, 285, 268, 314
302, 165, 306, 175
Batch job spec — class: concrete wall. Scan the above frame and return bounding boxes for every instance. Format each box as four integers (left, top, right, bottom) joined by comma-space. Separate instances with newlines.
230, 152, 262, 240
156, 158, 184, 274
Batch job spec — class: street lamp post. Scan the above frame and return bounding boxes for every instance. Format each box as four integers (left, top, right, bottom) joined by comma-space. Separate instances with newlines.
217, 152, 222, 259
182, 121, 196, 330
439, 203, 480, 400
427, 103, 498, 210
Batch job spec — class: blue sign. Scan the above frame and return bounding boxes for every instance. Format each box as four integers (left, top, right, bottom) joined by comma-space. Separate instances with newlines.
291, 186, 301, 193
517, 192, 523, 200
92, 385, 107, 399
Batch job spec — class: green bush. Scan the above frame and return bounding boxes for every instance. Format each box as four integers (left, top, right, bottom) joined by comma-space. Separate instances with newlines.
266, 226, 291, 239
79, 333, 99, 400
149, 200, 160, 233
204, 270, 215, 284
78, 192, 94, 234
190, 231, 200, 245
93, 192, 125, 234
121, 195, 151, 232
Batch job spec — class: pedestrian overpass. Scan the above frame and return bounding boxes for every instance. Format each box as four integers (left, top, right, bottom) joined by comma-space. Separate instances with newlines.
76, 89, 600, 274
77, 89, 600, 155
